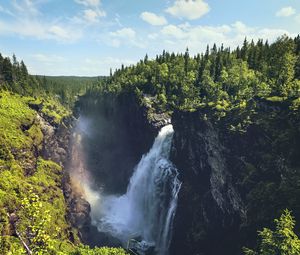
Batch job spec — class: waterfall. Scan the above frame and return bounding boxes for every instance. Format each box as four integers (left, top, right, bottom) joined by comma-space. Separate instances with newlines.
89, 124, 181, 255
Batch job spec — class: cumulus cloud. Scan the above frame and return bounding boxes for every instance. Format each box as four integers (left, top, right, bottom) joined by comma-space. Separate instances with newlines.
74, 0, 106, 23
276, 6, 296, 17
140, 12, 167, 26
161, 25, 186, 39
0, 1, 83, 42
105, 27, 146, 48
108, 27, 136, 47
0, 19, 82, 42
165, 0, 210, 20
231, 21, 254, 34
83, 9, 106, 23
158, 21, 293, 54
110, 27, 136, 39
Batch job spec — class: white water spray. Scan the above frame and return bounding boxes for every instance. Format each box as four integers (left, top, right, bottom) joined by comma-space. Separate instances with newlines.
89, 125, 181, 255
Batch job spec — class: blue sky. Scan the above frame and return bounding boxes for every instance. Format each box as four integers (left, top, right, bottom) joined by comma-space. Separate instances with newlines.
0, 0, 299, 76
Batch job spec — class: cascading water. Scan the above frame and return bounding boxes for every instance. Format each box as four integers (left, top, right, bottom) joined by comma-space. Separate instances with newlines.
89, 124, 182, 255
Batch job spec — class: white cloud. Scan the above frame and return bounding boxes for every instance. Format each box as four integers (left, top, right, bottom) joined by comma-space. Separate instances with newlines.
0, 1, 83, 42
73, 0, 106, 24
105, 27, 146, 48
276, 6, 296, 17
0, 19, 82, 42
140, 12, 167, 26
161, 25, 186, 39
110, 27, 136, 39
158, 21, 294, 55
165, 0, 210, 20
232, 21, 254, 34
108, 27, 136, 47
83, 9, 106, 23
74, 0, 101, 7
49, 25, 73, 40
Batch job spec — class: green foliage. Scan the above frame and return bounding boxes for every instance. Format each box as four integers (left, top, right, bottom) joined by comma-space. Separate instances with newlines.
86, 34, 300, 130
71, 245, 129, 255
244, 210, 300, 255
10, 190, 128, 255
35, 76, 101, 107
0, 92, 72, 254
18, 189, 57, 254
40, 98, 71, 124
0, 91, 36, 150
0, 82, 128, 254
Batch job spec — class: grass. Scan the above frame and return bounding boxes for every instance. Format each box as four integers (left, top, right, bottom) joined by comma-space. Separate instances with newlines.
0, 91, 74, 253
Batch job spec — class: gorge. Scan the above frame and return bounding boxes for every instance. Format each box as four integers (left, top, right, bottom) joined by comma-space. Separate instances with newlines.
1, 34, 300, 255
67, 88, 300, 255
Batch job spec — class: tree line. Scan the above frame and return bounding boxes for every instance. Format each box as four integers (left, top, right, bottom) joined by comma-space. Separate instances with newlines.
0, 54, 99, 106
94, 35, 300, 114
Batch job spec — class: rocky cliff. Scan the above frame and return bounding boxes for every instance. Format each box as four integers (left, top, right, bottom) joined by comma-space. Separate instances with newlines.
170, 110, 245, 255
170, 99, 300, 255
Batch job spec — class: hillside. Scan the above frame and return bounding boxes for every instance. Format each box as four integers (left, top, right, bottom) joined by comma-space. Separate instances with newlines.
0, 55, 127, 254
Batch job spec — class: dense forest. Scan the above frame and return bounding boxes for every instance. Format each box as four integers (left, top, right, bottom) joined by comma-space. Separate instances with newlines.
90, 35, 300, 118
0, 53, 100, 105
1, 34, 300, 254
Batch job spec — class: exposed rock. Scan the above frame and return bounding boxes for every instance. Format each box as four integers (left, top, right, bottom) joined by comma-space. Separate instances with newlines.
35, 112, 88, 244
147, 112, 171, 130
75, 92, 162, 194
64, 176, 91, 229
38, 114, 72, 166
170, 110, 245, 255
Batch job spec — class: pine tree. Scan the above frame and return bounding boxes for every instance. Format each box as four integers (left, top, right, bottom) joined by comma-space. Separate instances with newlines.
184, 47, 189, 75
2, 57, 13, 83
241, 37, 248, 61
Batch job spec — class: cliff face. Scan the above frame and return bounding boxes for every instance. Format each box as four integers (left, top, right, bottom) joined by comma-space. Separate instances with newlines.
170, 110, 245, 255
170, 100, 300, 255
75, 92, 169, 194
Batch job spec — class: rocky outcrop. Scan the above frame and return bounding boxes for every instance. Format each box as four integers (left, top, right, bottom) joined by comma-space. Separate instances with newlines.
170, 110, 245, 255
169, 98, 300, 255
38, 114, 72, 166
